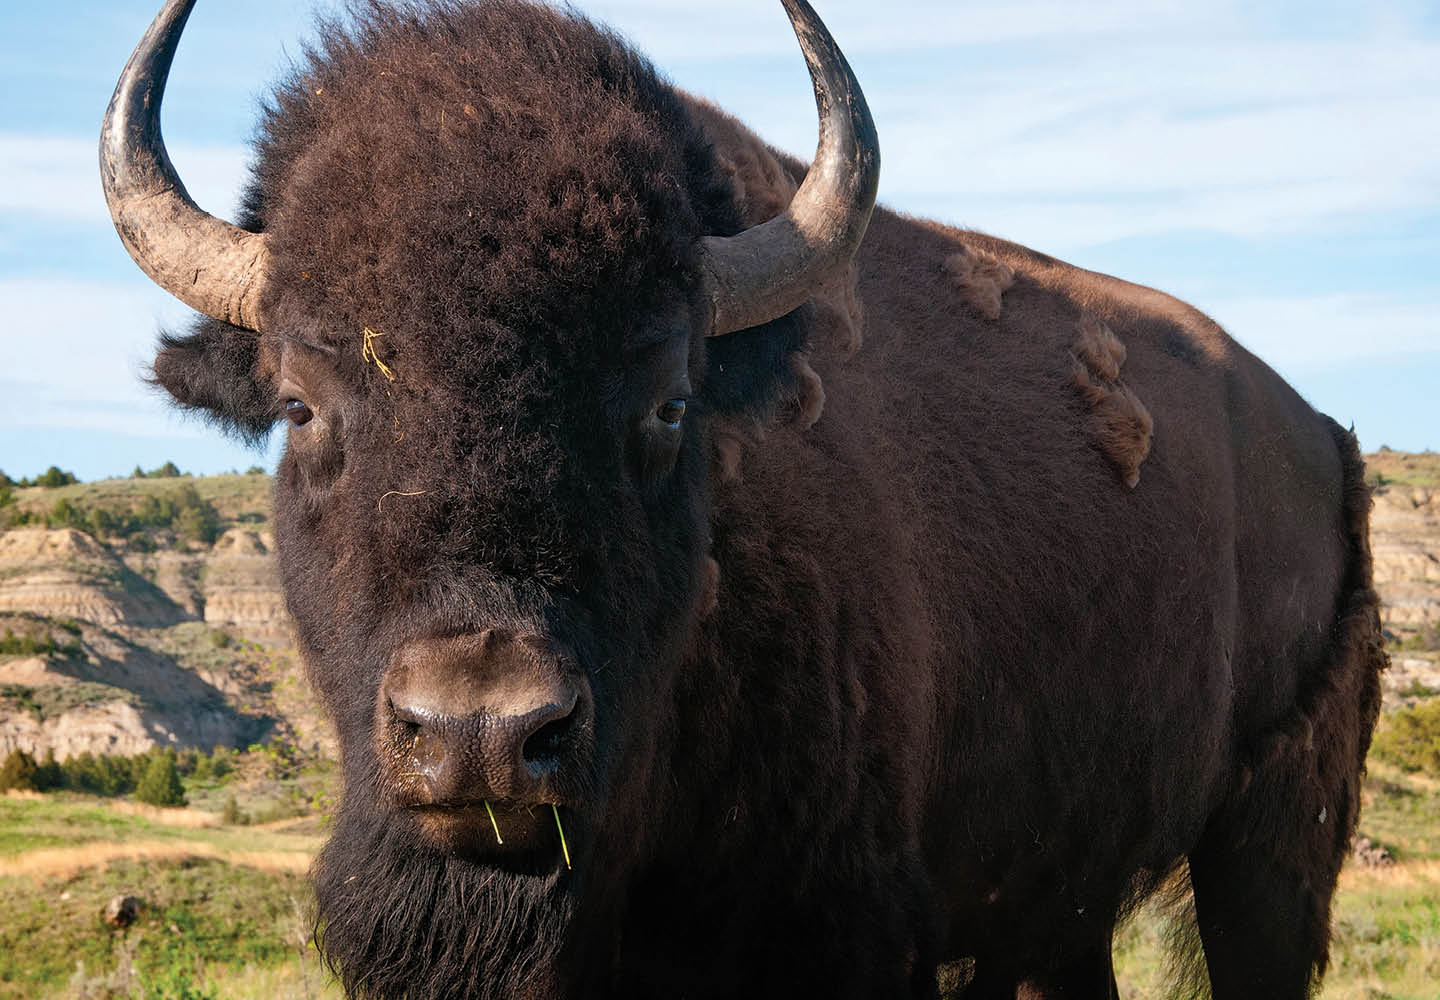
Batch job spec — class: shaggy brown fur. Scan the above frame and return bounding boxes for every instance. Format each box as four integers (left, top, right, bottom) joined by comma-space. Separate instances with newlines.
142, 2, 1386, 998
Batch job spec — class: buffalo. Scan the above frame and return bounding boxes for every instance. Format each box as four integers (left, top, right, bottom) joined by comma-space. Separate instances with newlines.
101, 1, 1385, 997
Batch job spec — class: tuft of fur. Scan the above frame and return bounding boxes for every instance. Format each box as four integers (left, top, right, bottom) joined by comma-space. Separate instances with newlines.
1069, 317, 1154, 488
788, 352, 826, 429
943, 245, 1014, 321
711, 431, 744, 484
699, 555, 721, 618
148, 325, 276, 444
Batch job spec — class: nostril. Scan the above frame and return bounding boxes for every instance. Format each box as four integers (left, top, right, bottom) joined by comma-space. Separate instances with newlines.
522, 713, 574, 771
388, 703, 423, 744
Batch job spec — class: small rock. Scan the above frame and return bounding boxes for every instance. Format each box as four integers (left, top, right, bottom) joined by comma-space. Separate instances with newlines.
104, 895, 142, 928
1351, 836, 1395, 868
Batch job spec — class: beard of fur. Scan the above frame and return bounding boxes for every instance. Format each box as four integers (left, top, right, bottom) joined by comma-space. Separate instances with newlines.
313, 800, 577, 1000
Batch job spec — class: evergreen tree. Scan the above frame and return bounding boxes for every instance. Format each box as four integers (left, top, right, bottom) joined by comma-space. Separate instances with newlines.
33, 749, 64, 791
173, 485, 220, 544
136, 750, 187, 807
35, 466, 79, 488
0, 749, 38, 792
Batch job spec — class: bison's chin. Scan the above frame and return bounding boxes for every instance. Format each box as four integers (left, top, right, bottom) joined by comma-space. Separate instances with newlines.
314, 801, 577, 1000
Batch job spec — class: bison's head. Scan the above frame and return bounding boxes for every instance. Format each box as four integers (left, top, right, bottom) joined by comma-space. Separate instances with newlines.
102, 0, 876, 993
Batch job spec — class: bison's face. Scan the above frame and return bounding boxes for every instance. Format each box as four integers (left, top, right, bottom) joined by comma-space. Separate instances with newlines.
161, 65, 726, 866
259, 279, 714, 866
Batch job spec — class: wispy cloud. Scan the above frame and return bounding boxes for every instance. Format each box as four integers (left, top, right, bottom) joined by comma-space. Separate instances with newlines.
716, 33, 1440, 248
0, 134, 251, 227
584, 0, 1438, 60
3, 277, 191, 433
1206, 293, 1440, 370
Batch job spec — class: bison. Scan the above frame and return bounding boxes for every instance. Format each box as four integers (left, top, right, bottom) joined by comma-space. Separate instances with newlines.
101, 1, 1386, 997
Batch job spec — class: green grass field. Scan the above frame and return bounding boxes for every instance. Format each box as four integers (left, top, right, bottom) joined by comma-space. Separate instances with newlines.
1367, 449, 1440, 490
1, 752, 1436, 999
8, 474, 273, 528
0, 795, 333, 999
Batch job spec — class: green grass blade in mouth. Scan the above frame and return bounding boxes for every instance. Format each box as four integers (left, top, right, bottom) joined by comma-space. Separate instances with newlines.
552, 804, 572, 870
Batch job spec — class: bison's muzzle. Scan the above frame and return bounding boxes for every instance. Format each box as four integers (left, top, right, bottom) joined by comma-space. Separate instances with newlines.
378, 631, 591, 853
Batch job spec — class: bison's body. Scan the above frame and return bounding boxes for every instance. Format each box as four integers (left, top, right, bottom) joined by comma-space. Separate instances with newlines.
103, 1, 1385, 997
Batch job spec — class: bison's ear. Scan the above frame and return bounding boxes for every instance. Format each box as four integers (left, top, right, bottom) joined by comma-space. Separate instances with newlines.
150, 321, 277, 443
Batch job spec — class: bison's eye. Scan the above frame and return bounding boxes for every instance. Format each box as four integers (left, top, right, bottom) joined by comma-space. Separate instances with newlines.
656, 398, 687, 428
284, 399, 314, 426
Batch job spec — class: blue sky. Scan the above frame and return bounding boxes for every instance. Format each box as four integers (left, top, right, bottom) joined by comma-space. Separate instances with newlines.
2, 0, 1436, 482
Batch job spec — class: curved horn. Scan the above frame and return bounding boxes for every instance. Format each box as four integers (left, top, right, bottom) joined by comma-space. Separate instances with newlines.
700, 0, 879, 337
100, 0, 270, 331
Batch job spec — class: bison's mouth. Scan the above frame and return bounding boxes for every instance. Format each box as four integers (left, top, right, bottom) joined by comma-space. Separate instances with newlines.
408, 799, 575, 869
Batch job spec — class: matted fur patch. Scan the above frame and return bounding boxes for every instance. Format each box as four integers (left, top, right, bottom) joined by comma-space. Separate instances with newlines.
943, 245, 1014, 321
712, 432, 744, 484
1069, 317, 1153, 488
799, 265, 864, 360
789, 351, 827, 430
699, 555, 721, 619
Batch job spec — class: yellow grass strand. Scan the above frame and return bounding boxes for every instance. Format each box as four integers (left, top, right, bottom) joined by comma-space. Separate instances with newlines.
377, 489, 427, 513
361, 327, 397, 381
484, 800, 504, 845
552, 804, 572, 870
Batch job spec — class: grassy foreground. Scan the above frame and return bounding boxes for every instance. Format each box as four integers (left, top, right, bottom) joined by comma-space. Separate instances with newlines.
0, 759, 1436, 998
1113, 760, 1440, 998
0, 789, 334, 1000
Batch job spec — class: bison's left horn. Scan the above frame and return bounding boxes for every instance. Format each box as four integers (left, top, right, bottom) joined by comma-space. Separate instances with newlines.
700, 0, 879, 337
100, 0, 270, 332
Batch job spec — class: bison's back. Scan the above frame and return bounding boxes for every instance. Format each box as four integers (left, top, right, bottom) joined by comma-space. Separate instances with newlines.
824, 207, 1370, 960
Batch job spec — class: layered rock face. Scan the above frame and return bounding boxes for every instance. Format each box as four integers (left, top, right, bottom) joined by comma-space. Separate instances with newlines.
201, 529, 291, 641
0, 699, 246, 760
0, 529, 187, 628
2, 458, 1436, 760
120, 527, 291, 644
1370, 484, 1440, 631
0, 613, 267, 760
0, 489, 297, 759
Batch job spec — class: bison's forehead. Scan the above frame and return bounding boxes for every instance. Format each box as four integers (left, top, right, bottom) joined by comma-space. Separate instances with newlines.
251, 1, 731, 381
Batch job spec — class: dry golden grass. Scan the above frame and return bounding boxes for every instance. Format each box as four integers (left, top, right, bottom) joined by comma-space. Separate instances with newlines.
1338, 857, 1440, 891
0, 839, 312, 880
2, 789, 45, 802
247, 814, 320, 833
106, 799, 220, 827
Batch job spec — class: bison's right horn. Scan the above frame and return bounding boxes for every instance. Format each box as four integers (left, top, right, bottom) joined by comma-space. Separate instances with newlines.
100, 0, 270, 332
699, 0, 880, 337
